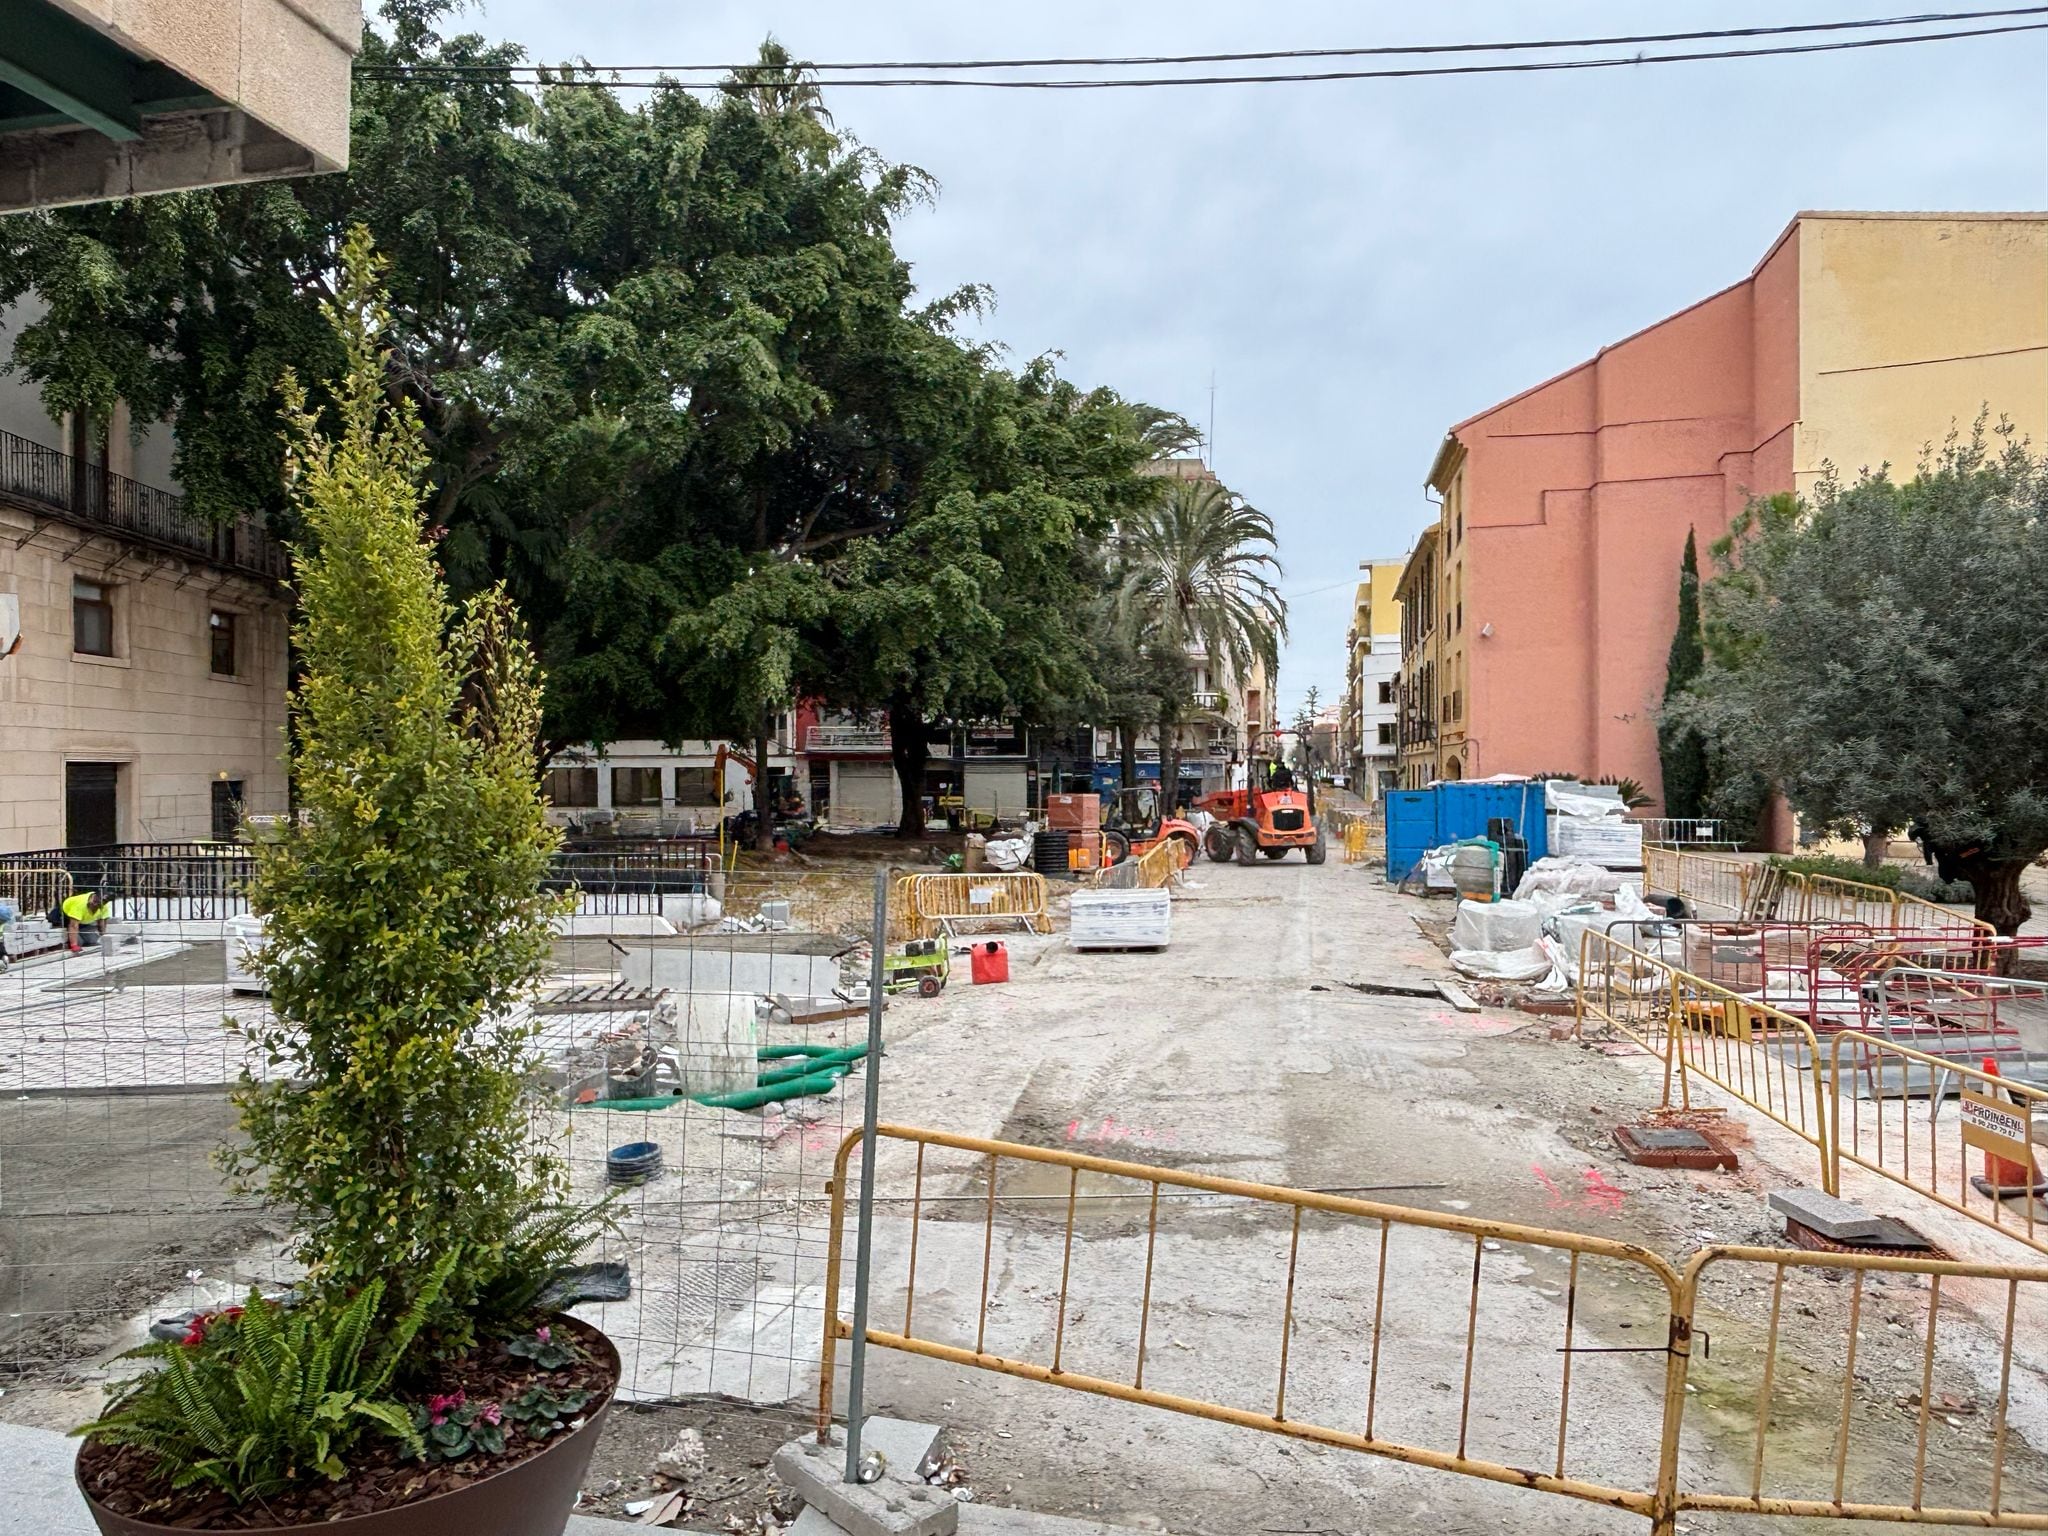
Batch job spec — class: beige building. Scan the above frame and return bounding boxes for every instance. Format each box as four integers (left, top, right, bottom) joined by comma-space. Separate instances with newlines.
1395, 210, 2048, 806
1342, 559, 1402, 797
0, 0, 360, 210
0, 335, 289, 851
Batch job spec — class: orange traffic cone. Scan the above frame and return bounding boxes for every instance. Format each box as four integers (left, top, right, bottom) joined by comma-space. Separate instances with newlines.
1969, 1058, 2048, 1200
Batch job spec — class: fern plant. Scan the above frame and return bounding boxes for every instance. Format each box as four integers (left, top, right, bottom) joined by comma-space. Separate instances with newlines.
76, 1253, 455, 1502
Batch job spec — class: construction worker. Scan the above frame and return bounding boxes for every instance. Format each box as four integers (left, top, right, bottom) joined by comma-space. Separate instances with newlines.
50, 890, 114, 952
1265, 758, 1296, 792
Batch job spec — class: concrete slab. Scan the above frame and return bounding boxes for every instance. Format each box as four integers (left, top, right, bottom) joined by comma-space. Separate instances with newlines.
793, 1505, 1151, 1536
774, 1433, 956, 1536
1769, 1187, 1882, 1239
854, 1417, 946, 1481
0, 1421, 96, 1536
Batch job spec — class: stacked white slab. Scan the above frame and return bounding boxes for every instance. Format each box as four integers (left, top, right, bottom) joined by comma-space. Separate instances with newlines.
1068, 888, 1170, 950
1544, 781, 1645, 870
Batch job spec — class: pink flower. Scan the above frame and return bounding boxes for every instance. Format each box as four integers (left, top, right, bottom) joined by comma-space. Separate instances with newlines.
533, 1326, 550, 1344
426, 1390, 466, 1426
478, 1402, 503, 1427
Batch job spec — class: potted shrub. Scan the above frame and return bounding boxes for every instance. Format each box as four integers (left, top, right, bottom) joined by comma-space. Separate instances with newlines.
72, 230, 617, 1535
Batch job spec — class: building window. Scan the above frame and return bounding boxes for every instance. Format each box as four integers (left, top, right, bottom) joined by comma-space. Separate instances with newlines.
542, 767, 599, 808
209, 610, 238, 675
1377, 723, 1396, 746
1377, 680, 1394, 705
210, 779, 244, 840
612, 766, 665, 807
674, 766, 719, 805
73, 579, 114, 656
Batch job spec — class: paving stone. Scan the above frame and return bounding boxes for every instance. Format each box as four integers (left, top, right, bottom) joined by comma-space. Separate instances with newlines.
853, 1417, 946, 1481
774, 1433, 957, 1536
1769, 1187, 1882, 1240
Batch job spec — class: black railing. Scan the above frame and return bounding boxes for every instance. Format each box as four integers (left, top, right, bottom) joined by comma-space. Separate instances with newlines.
10, 840, 717, 922
0, 428, 290, 583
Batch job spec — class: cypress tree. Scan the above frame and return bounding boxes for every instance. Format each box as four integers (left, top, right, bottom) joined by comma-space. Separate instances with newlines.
1656, 529, 1710, 819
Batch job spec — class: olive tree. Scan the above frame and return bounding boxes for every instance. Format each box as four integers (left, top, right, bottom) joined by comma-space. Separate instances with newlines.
1671, 422, 2048, 933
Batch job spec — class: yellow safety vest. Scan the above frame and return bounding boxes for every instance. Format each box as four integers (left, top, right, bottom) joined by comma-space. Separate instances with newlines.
62, 891, 104, 922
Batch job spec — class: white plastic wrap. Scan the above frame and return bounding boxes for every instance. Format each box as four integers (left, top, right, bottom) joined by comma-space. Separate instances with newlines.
984, 836, 1032, 872
1450, 897, 1540, 953
225, 913, 268, 994
1514, 857, 1626, 901
1450, 944, 1555, 982
1550, 816, 1645, 865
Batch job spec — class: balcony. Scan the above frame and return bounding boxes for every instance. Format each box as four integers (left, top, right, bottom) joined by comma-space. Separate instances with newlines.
805, 724, 890, 752
1191, 690, 1224, 711
0, 428, 289, 582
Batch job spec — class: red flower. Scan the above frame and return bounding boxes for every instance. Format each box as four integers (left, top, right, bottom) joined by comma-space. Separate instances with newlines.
478, 1402, 503, 1427
426, 1390, 467, 1426
533, 1326, 551, 1344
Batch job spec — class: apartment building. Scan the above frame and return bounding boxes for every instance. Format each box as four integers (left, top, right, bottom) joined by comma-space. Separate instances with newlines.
0, 346, 290, 851
1342, 559, 1402, 797
1397, 211, 2048, 805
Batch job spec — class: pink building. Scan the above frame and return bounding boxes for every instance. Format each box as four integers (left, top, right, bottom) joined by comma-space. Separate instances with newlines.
1402, 211, 2048, 813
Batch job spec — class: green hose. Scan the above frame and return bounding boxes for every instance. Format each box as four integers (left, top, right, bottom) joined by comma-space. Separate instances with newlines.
582, 1042, 870, 1113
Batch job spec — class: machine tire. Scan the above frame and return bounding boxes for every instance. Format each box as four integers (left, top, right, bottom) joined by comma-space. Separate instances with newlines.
1101, 829, 1132, 866
917, 975, 943, 998
1305, 829, 1328, 865
1233, 825, 1260, 866
1203, 823, 1234, 863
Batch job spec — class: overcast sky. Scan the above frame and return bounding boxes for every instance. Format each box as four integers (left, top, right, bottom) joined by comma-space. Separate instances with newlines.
481, 1, 2048, 715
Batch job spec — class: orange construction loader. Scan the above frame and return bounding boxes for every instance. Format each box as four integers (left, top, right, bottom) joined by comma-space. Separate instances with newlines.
1196, 764, 1326, 865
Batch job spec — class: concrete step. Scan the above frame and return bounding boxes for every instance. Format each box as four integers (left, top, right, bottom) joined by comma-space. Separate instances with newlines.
790, 1506, 1154, 1536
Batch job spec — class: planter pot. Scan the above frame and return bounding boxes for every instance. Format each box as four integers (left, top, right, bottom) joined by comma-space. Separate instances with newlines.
77, 1322, 618, 1536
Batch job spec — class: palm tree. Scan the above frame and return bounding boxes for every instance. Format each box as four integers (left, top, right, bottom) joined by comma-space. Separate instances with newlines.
1114, 479, 1286, 804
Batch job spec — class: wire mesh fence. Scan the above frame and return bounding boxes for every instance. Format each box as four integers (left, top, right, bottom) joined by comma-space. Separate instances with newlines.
0, 863, 897, 1450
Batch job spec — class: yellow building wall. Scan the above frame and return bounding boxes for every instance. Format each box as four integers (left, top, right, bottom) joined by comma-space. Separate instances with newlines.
1798, 214, 2048, 492
1365, 561, 1403, 642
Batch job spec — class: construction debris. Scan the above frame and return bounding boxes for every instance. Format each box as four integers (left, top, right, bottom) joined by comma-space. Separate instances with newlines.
1614, 1125, 1739, 1170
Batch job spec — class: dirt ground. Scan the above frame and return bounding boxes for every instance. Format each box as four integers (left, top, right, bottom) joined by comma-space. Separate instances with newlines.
0, 1090, 284, 1388
8, 855, 2048, 1534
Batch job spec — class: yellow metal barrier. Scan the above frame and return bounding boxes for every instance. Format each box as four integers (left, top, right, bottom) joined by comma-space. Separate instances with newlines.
1670, 967, 1835, 1188
1644, 847, 1757, 918
1829, 1031, 2048, 1257
1575, 929, 1833, 1191
819, 1129, 2048, 1531
1667, 1245, 2048, 1529
821, 1125, 1683, 1524
1091, 836, 1190, 890
1789, 871, 1995, 938
895, 871, 1053, 939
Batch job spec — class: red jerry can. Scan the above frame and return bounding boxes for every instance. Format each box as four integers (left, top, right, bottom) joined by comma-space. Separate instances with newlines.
970, 941, 1009, 985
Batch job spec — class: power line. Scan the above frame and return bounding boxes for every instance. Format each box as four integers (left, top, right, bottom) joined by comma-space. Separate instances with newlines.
351, 8, 2048, 75
351, 8, 2048, 88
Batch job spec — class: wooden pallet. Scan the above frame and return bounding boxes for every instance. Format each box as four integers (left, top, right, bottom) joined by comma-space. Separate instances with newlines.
533, 980, 662, 1015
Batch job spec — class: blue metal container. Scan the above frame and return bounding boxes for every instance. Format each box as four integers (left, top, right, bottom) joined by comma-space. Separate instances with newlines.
1385, 781, 1548, 880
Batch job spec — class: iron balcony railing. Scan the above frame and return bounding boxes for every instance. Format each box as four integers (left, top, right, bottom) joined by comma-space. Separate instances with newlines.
8, 839, 718, 921
805, 724, 891, 751
0, 427, 290, 583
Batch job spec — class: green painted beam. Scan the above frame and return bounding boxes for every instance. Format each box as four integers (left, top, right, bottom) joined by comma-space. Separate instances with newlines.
0, 0, 146, 141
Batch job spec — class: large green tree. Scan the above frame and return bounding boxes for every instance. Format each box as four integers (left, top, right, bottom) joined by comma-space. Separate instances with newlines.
0, 12, 932, 752
1672, 423, 2048, 933
0, 10, 1185, 845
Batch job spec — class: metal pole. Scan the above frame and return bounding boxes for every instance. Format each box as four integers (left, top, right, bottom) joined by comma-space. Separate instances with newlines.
842, 867, 889, 1482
